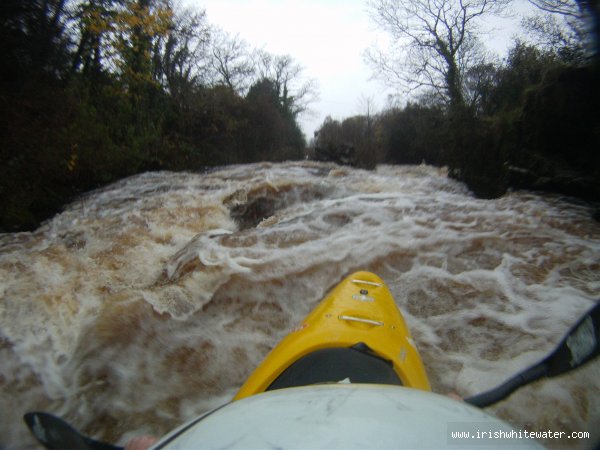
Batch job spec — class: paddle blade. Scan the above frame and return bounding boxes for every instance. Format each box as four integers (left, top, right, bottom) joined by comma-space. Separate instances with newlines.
23, 412, 122, 450
545, 302, 600, 377
24, 412, 91, 450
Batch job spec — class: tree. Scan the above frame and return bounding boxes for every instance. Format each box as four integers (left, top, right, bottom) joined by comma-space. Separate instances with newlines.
114, 0, 172, 91
0, 0, 73, 84
255, 51, 318, 118
208, 29, 255, 93
71, 0, 115, 78
1, 0, 317, 231
527, 0, 600, 60
153, 4, 211, 99
366, 0, 511, 112
244, 78, 305, 161
312, 113, 379, 168
522, 13, 586, 63
357, 94, 377, 130
528, 0, 581, 16
313, 117, 351, 164
377, 103, 447, 165
71, 0, 173, 86
578, 0, 600, 60
463, 61, 499, 116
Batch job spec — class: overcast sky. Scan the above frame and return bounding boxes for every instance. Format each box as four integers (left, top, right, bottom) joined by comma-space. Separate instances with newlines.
185, 0, 535, 140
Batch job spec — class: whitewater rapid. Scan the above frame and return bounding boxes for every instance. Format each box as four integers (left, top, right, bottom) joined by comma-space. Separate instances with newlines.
1, 161, 599, 449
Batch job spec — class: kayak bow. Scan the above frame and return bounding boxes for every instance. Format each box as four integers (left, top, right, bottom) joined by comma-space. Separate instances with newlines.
234, 271, 431, 400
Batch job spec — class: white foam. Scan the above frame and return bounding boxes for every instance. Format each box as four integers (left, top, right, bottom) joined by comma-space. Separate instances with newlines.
1, 162, 599, 449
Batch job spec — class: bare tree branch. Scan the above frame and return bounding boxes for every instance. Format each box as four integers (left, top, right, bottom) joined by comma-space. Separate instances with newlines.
254, 50, 318, 117
527, 0, 600, 59
366, 0, 511, 110
208, 29, 254, 94
528, 0, 583, 18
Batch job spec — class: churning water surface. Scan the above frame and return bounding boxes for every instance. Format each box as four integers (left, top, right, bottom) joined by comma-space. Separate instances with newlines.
1, 161, 599, 448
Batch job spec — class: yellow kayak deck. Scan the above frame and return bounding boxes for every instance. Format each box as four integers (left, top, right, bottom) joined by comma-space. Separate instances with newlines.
234, 271, 431, 400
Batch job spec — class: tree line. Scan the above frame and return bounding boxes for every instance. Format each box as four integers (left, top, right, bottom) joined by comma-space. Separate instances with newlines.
2, 0, 599, 231
313, 0, 600, 202
0, 0, 316, 231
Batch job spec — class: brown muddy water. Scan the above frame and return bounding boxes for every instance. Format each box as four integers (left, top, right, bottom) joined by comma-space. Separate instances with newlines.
1, 162, 599, 448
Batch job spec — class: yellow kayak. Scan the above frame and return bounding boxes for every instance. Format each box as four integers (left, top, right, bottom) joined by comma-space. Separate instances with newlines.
234, 271, 431, 400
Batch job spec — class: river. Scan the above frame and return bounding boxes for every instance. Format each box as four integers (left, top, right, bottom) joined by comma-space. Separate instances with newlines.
1, 161, 599, 448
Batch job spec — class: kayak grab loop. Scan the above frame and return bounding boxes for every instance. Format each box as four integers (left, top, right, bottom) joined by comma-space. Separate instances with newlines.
339, 315, 384, 326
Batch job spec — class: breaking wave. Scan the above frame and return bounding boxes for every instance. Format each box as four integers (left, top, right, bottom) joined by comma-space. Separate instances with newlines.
1, 161, 599, 448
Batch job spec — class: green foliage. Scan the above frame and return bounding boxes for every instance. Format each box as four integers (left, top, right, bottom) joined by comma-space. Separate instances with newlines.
0, 82, 72, 230
377, 104, 447, 165
0, 0, 72, 85
312, 36, 599, 203
354, 0, 600, 202
312, 115, 378, 169
243, 79, 305, 162
481, 42, 562, 115
0, 0, 309, 232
